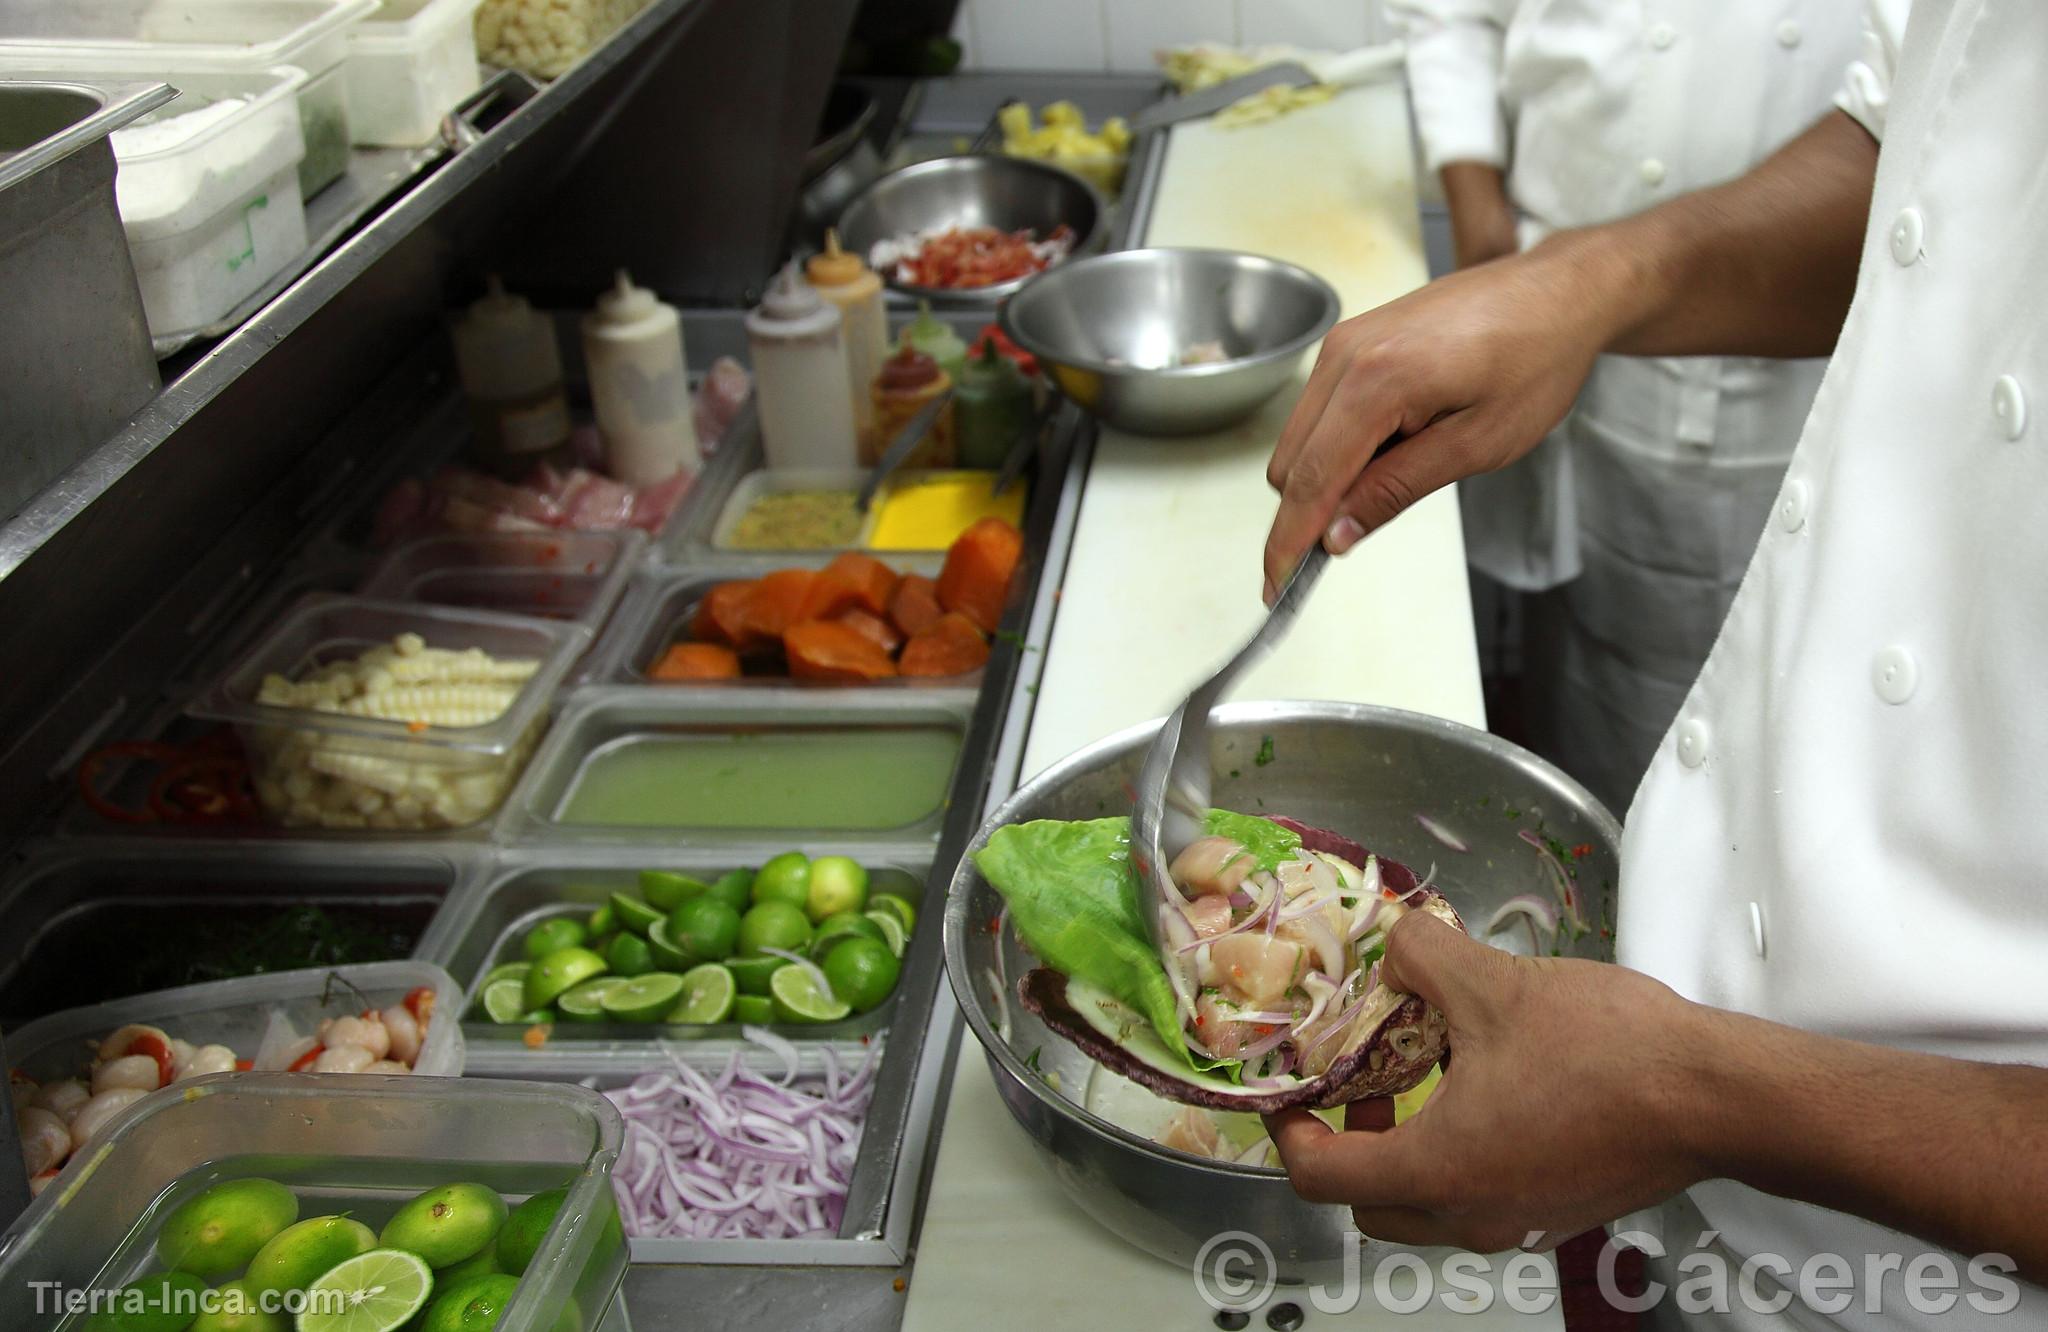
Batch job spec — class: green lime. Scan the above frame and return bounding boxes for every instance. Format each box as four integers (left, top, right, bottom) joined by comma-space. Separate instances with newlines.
478, 961, 531, 990
669, 964, 737, 1024
736, 900, 812, 957
822, 937, 901, 1013
863, 909, 909, 959
645, 919, 692, 971
604, 932, 654, 978
522, 917, 587, 961
723, 954, 788, 996
804, 856, 869, 922
585, 903, 615, 936
379, 1183, 507, 1270
88, 1271, 209, 1332
810, 912, 885, 959
600, 972, 686, 1023
189, 1278, 286, 1332
733, 994, 775, 1026
493, 1188, 565, 1277
478, 979, 526, 1024
433, 1244, 498, 1284
556, 977, 628, 1023
299, 1248, 433, 1332
418, 1273, 519, 1332
868, 892, 918, 935
769, 964, 851, 1023
638, 870, 708, 911
245, 1214, 375, 1294
606, 893, 663, 937
667, 897, 740, 963
704, 869, 754, 912
157, 1177, 299, 1278
750, 852, 811, 909
519, 1007, 555, 1025
524, 947, 608, 1011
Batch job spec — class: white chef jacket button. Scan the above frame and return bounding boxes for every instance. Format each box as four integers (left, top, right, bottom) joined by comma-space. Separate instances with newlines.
1992, 374, 2027, 439
1777, 480, 1809, 532
1640, 158, 1667, 187
1676, 719, 1710, 767
1648, 22, 1677, 50
1749, 902, 1767, 959
1889, 208, 1924, 265
1873, 647, 1918, 704
1776, 19, 1802, 47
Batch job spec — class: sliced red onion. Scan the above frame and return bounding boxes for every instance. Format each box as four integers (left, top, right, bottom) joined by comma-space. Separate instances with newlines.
1176, 874, 1280, 954
1414, 812, 1470, 854
1480, 893, 1560, 954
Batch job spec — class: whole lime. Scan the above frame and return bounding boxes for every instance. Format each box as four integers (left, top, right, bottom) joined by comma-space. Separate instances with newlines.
604, 932, 654, 978
808, 912, 885, 959
749, 852, 811, 909
243, 1213, 375, 1294
522, 917, 587, 961
420, 1273, 521, 1332
704, 869, 754, 912
156, 1178, 300, 1278
88, 1271, 209, 1332
494, 1188, 566, 1276
804, 856, 869, 922
667, 897, 740, 964
379, 1182, 508, 1269
188, 1278, 287, 1332
736, 901, 812, 958
822, 937, 901, 1013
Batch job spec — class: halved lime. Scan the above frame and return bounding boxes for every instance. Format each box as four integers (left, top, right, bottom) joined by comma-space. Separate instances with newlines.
607, 893, 664, 937
522, 917, 587, 961
645, 919, 691, 971
863, 910, 909, 959
669, 964, 737, 1024
601, 972, 686, 1023
810, 912, 885, 959
479, 979, 527, 1024
704, 869, 754, 912
723, 954, 787, 996
479, 961, 530, 990
638, 870, 708, 911
868, 892, 918, 935
585, 903, 615, 936
524, 947, 608, 1011
733, 994, 775, 1026
604, 932, 654, 978
299, 1248, 434, 1332
557, 977, 629, 1023
769, 964, 850, 1023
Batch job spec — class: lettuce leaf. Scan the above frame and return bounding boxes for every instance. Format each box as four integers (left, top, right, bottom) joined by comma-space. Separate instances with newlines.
973, 810, 1301, 1070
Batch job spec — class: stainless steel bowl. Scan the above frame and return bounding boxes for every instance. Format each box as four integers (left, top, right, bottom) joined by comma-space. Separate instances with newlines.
942, 700, 1621, 1280
835, 154, 1103, 305
998, 247, 1340, 436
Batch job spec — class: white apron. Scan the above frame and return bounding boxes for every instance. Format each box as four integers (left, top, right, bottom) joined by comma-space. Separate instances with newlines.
1621, 1, 2048, 1326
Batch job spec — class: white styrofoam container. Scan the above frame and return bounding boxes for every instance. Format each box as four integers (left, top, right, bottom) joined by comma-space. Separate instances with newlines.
344, 0, 482, 147
103, 66, 309, 341
0, 0, 376, 196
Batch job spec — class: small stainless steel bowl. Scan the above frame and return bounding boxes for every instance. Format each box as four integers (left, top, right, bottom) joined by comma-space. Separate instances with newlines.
942, 700, 1621, 1280
835, 154, 1103, 305
998, 247, 1340, 436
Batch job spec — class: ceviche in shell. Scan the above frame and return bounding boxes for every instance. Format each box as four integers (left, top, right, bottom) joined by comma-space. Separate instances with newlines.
976, 810, 1462, 1113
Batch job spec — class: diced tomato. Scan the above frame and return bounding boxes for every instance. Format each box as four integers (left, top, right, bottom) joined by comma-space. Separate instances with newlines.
288, 1046, 324, 1073
404, 986, 436, 1026
235, 1060, 254, 1072
973, 324, 1038, 378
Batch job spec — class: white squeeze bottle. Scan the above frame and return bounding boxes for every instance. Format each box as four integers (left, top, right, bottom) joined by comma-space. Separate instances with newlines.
581, 269, 700, 484
745, 261, 858, 470
450, 275, 573, 476
805, 229, 887, 441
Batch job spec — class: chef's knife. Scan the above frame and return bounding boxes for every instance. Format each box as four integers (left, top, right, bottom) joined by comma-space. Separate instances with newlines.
856, 390, 954, 512
1130, 61, 1318, 135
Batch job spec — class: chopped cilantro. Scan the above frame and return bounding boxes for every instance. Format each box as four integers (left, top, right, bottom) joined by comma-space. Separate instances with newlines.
1025, 1047, 1042, 1072
1253, 735, 1276, 767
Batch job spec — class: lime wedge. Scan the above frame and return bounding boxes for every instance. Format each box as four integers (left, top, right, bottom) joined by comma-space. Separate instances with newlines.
299, 1247, 434, 1332
601, 972, 686, 1023
733, 994, 775, 1026
638, 870, 709, 911
769, 964, 851, 1023
479, 978, 528, 1024
645, 919, 691, 971
608, 893, 665, 937
557, 977, 629, 1022
479, 961, 531, 990
868, 892, 918, 935
863, 910, 909, 959
525, 946, 608, 1010
669, 964, 737, 1024
723, 954, 787, 996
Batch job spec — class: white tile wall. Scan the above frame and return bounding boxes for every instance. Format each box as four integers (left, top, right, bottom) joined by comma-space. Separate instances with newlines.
956, 0, 1394, 72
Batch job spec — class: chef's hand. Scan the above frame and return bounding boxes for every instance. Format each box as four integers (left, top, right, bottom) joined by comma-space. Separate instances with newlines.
1262, 912, 1711, 1253
1260, 238, 1611, 601
1441, 163, 1520, 270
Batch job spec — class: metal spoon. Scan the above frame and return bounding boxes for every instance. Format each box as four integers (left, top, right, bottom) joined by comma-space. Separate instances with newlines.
1129, 545, 1330, 959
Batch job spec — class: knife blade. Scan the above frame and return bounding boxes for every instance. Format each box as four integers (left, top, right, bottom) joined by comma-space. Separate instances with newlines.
1130, 61, 1319, 136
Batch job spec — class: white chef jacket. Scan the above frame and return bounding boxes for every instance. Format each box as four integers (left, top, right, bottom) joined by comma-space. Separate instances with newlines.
1621, 1, 2047, 1326
1392, 0, 1859, 812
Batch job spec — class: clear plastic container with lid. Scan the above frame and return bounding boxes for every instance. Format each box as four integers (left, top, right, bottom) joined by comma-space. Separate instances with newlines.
0, 1073, 628, 1332
582, 269, 700, 486
746, 261, 858, 471
357, 528, 644, 635
343, 0, 483, 147
451, 275, 574, 476
0, 0, 376, 197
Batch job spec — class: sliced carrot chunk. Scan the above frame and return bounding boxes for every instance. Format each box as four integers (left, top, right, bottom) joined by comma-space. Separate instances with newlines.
899, 611, 991, 677
785, 618, 899, 682
936, 517, 1023, 633
736, 569, 817, 644
696, 581, 759, 650
888, 573, 944, 639
649, 642, 743, 680
835, 608, 905, 657
799, 552, 899, 622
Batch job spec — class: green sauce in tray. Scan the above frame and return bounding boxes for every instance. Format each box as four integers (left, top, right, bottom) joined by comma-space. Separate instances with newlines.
554, 726, 961, 831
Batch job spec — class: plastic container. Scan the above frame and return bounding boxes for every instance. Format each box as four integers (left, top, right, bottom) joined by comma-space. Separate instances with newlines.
358, 528, 644, 636
343, 0, 482, 147
954, 337, 1034, 468
474, 0, 642, 78
746, 261, 859, 471
900, 300, 967, 384
0, 0, 377, 198
807, 229, 887, 441
707, 467, 1027, 554
709, 467, 875, 551
188, 595, 590, 831
101, 66, 308, 342
866, 344, 954, 468
582, 270, 700, 485
0, 1073, 628, 1332
5, 959, 465, 1084
451, 275, 575, 475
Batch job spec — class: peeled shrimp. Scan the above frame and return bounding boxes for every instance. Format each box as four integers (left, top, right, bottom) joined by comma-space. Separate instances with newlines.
319, 1015, 390, 1061
97, 1025, 169, 1061
309, 1045, 376, 1074
18, 1106, 70, 1177
379, 1003, 421, 1066
361, 1060, 412, 1075
69, 1087, 149, 1153
178, 1045, 238, 1080
33, 1079, 90, 1123
91, 1055, 164, 1095
28, 1170, 59, 1197
1170, 837, 1256, 897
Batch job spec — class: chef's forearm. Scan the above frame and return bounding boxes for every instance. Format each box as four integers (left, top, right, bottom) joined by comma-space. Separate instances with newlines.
1531, 110, 1878, 360
1680, 1005, 2048, 1277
